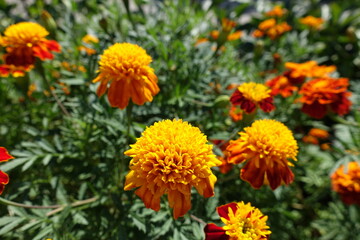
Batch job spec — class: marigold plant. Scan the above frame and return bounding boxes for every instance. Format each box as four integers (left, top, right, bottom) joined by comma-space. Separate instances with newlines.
0, 147, 14, 194
93, 43, 159, 109
230, 82, 275, 114
124, 119, 221, 219
227, 119, 298, 190
0, 22, 61, 77
331, 162, 360, 206
298, 77, 351, 119
204, 201, 271, 240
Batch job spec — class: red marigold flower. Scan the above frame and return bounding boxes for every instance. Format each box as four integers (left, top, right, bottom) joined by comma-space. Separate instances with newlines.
0, 22, 61, 77
0, 147, 14, 194
230, 82, 275, 114
204, 201, 271, 240
212, 140, 233, 174
227, 119, 298, 190
331, 161, 360, 206
298, 77, 351, 119
266, 75, 298, 97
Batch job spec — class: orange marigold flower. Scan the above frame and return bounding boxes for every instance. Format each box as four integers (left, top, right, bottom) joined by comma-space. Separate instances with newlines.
0, 22, 61, 77
285, 61, 336, 79
331, 162, 360, 205
255, 19, 291, 40
229, 106, 243, 122
299, 16, 324, 30
266, 75, 298, 97
230, 82, 275, 114
298, 77, 351, 119
93, 43, 159, 109
265, 5, 286, 17
227, 119, 298, 190
124, 119, 221, 219
0, 147, 14, 194
302, 135, 319, 145
258, 19, 277, 31
308, 128, 329, 139
221, 18, 237, 32
204, 201, 271, 240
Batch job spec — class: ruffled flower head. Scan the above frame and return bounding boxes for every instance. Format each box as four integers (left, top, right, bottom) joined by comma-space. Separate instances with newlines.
0, 147, 14, 194
331, 162, 360, 205
93, 43, 159, 109
300, 16, 324, 30
227, 119, 298, 190
204, 201, 271, 240
124, 119, 221, 219
0, 22, 61, 77
230, 82, 275, 114
298, 77, 351, 119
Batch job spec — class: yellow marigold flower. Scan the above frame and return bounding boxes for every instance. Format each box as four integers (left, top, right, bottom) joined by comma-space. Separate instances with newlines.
124, 119, 221, 219
204, 201, 271, 240
265, 5, 286, 17
0, 22, 60, 77
331, 161, 360, 206
300, 16, 324, 29
230, 82, 275, 114
227, 119, 298, 190
81, 34, 99, 44
308, 128, 329, 139
93, 43, 159, 109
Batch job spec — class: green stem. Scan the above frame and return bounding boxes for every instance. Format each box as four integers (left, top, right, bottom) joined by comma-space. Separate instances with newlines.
126, 101, 134, 143
329, 114, 360, 127
37, 61, 70, 116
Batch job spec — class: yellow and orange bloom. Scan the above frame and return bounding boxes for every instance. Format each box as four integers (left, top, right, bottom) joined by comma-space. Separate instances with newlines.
79, 34, 99, 55
204, 201, 271, 240
0, 147, 14, 194
308, 128, 329, 139
300, 16, 324, 30
93, 43, 159, 109
266, 75, 298, 97
265, 5, 286, 18
230, 82, 275, 114
229, 106, 243, 122
227, 119, 298, 190
298, 77, 351, 119
285, 61, 336, 79
302, 135, 319, 145
331, 161, 360, 205
253, 18, 291, 40
0, 22, 61, 77
124, 119, 221, 219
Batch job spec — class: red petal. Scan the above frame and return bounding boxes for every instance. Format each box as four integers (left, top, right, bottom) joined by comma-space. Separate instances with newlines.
33, 45, 54, 60
0, 171, 9, 195
266, 162, 294, 190
0, 147, 13, 162
241, 161, 266, 189
204, 223, 228, 240
44, 40, 61, 52
301, 101, 327, 119
217, 202, 238, 220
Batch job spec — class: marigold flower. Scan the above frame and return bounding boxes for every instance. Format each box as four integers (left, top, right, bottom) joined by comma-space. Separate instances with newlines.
265, 5, 286, 17
300, 16, 324, 30
308, 128, 329, 139
230, 82, 275, 114
204, 201, 271, 240
229, 106, 243, 122
254, 19, 291, 40
124, 119, 221, 219
302, 135, 319, 145
298, 77, 351, 119
227, 119, 298, 190
266, 75, 298, 97
0, 22, 61, 77
0, 147, 14, 194
93, 43, 159, 109
285, 61, 336, 79
331, 162, 360, 205
81, 34, 99, 44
